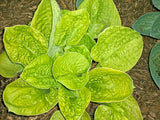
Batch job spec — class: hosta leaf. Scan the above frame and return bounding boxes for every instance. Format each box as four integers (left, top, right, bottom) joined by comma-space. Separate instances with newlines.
59, 86, 91, 120
86, 68, 134, 103
47, 0, 62, 57
132, 12, 160, 39
65, 45, 92, 65
54, 9, 89, 47
95, 96, 143, 120
0, 51, 23, 78
3, 78, 58, 115
52, 52, 90, 90
149, 42, 160, 88
77, 34, 96, 52
61, 9, 70, 16
3, 25, 47, 66
91, 26, 143, 72
50, 110, 90, 120
31, 0, 52, 42
78, 0, 121, 38
50, 111, 65, 120
80, 111, 91, 120
21, 54, 58, 89
76, 0, 84, 8
152, 0, 160, 10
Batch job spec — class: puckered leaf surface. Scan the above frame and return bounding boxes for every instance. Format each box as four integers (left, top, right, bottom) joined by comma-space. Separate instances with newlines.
95, 96, 143, 120
52, 52, 90, 90
86, 67, 134, 103
77, 34, 96, 52
0, 51, 23, 78
3, 78, 58, 115
50, 110, 90, 120
78, 0, 121, 38
58, 86, 91, 120
132, 12, 160, 39
149, 42, 160, 89
3, 25, 47, 66
54, 9, 89, 47
91, 26, 143, 72
21, 54, 58, 89
65, 45, 92, 65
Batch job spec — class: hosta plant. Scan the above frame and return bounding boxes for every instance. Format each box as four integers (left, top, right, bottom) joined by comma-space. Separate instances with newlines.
1, 0, 143, 119
132, 0, 160, 89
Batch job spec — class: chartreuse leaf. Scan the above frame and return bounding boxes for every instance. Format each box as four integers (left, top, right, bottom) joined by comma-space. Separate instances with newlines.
54, 9, 89, 47
65, 45, 92, 64
47, 0, 62, 57
77, 34, 96, 52
30, 0, 61, 57
95, 96, 143, 120
50, 110, 90, 120
31, 0, 52, 42
80, 111, 91, 120
86, 68, 134, 103
132, 12, 160, 39
3, 25, 47, 66
78, 0, 121, 38
21, 54, 58, 89
3, 78, 58, 115
50, 111, 65, 120
149, 42, 160, 88
61, 9, 70, 16
58, 86, 91, 120
152, 0, 160, 10
76, 0, 84, 8
91, 26, 143, 72
0, 51, 23, 78
52, 52, 90, 90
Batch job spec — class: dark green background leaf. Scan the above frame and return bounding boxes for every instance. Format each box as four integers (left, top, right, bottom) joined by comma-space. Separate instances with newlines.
152, 0, 160, 10
149, 42, 160, 88
76, 0, 84, 8
132, 12, 160, 39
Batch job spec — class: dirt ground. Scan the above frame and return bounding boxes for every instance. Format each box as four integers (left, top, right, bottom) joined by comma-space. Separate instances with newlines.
0, 0, 160, 120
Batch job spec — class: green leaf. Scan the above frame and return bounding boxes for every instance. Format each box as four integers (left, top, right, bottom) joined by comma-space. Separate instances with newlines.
54, 9, 89, 47
91, 26, 143, 72
77, 34, 96, 52
149, 42, 160, 89
78, 0, 121, 38
65, 45, 92, 65
52, 52, 90, 90
95, 96, 143, 120
31, 0, 52, 42
3, 78, 58, 115
80, 111, 91, 120
50, 111, 65, 120
47, 0, 62, 57
152, 0, 160, 10
59, 86, 91, 120
3, 25, 47, 66
76, 0, 84, 8
21, 54, 58, 89
61, 9, 70, 16
0, 51, 23, 78
132, 12, 160, 39
86, 67, 134, 103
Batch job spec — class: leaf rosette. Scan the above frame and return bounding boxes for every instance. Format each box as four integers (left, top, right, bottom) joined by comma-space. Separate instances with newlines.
1, 0, 143, 119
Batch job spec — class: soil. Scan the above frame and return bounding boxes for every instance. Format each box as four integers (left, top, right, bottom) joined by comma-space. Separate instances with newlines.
0, 0, 160, 120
